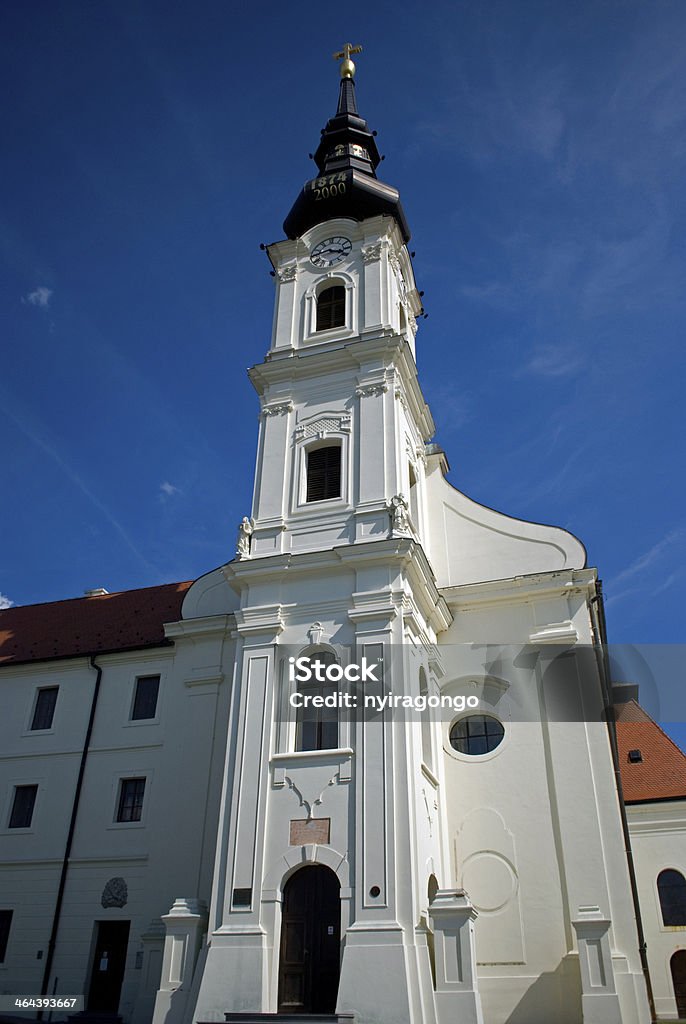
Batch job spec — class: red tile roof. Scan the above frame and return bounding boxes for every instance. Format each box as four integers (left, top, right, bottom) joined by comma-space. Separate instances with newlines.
0, 582, 192, 666
615, 699, 686, 803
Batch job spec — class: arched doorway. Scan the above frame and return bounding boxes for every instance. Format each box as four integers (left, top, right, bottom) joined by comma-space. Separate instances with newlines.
278, 864, 341, 1014
671, 950, 686, 1018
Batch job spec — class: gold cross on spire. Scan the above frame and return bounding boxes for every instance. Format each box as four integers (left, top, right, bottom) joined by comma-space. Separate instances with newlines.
333, 42, 362, 79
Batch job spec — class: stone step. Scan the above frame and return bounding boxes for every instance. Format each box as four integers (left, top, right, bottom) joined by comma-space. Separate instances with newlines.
215, 1015, 354, 1024
67, 1015, 123, 1024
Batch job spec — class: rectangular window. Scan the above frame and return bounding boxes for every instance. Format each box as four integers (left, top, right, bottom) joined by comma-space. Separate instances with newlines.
0, 910, 12, 962
131, 675, 160, 720
306, 446, 341, 502
30, 687, 59, 730
116, 778, 146, 823
9, 785, 37, 829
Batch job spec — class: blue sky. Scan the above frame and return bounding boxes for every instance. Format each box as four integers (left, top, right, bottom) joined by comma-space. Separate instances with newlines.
2, 2, 684, 715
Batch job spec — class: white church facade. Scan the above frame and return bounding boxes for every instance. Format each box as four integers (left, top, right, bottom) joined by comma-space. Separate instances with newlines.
1, 52, 685, 1024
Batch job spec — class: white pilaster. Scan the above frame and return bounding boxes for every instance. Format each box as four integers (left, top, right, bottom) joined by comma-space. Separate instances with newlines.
152, 899, 208, 1024
572, 906, 623, 1024
429, 889, 484, 1024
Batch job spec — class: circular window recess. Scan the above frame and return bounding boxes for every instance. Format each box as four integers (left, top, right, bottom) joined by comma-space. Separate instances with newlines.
449, 714, 504, 756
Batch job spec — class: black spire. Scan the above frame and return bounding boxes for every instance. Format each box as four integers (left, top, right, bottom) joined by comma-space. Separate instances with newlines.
336, 75, 358, 115
283, 57, 410, 242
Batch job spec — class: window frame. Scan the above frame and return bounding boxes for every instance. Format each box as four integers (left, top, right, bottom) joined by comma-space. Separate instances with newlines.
293, 650, 340, 753
315, 284, 346, 332
419, 668, 434, 772
448, 716, 507, 757
29, 686, 59, 732
8, 784, 38, 830
303, 273, 355, 343
129, 675, 160, 722
292, 427, 350, 514
0, 909, 13, 963
115, 777, 147, 825
305, 444, 342, 503
448, 714, 506, 758
657, 868, 686, 927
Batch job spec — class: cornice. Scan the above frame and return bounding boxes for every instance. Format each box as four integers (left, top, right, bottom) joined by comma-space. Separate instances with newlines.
233, 604, 284, 637
440, 568, 598, 611
222, 538, 451, 635
164, 614, 235, 640
626, 800, 686, 832
248, 335, 436, 439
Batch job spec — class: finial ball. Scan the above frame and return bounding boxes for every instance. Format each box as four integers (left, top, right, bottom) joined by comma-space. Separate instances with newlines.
333, 42, 362, 79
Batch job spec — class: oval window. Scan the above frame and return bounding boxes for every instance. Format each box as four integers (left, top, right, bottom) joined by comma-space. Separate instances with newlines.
449, 714, 504, 755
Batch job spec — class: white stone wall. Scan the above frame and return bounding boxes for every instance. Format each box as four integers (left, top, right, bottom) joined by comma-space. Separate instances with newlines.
0, 630, 234, 1021
627, 800, 686, 1020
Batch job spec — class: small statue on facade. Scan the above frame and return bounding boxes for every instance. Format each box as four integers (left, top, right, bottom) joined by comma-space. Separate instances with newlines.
388, 494, 411, 536
236, 517, 254, 559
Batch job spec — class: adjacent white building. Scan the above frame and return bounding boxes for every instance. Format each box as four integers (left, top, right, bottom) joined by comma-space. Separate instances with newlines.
1, 55, 684, 1024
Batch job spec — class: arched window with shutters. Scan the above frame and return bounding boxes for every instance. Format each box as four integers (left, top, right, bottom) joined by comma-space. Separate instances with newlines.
316, 285, 346, 331
658, 869, 686, 926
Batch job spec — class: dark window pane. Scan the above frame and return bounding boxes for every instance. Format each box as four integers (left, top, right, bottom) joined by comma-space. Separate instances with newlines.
449, 715, 504, 755
294, 654, 339, 752
31, 687, 58, 730
116, 778, 146, 822
306, 446, 341, 502
319, 717, 339, 751
316, 286, 345, 331
9, 785, 37, 828
658, 869, 686, 926
0, 910, 12, 962
131, 676, 160, 720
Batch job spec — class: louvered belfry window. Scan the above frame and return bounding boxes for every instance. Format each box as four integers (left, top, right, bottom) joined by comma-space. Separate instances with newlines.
306, 446, 341, 502
316, 286, 345, 331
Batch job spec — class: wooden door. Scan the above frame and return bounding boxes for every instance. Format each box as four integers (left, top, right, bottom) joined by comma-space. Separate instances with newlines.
86, 920, 130, 1013
671, 950, 686, 1018
278, 865, 341, 1014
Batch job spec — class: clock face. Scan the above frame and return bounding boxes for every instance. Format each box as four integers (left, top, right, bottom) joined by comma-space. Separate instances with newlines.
310, 237, 352, 268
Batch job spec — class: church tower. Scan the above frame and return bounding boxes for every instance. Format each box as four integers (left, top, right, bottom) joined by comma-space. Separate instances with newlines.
186, 46, 453, 1024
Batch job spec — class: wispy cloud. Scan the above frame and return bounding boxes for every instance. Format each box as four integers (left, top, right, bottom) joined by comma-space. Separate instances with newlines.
425, 384, 473, 435
523, 345, 584, 378
0, 398, 159, 575
160, 481, 180, 498
23, 286, 53, 308
460, 280, 515, 309
0, 593, 14, 610
606, 529, 686, 606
